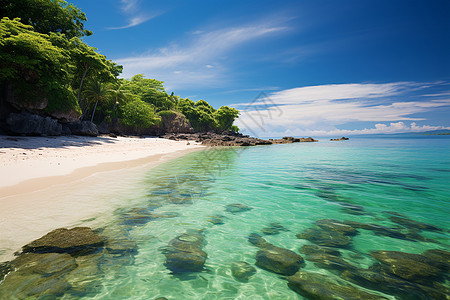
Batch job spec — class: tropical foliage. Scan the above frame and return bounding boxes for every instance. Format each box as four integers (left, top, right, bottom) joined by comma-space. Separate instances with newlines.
0, 0, 240, 133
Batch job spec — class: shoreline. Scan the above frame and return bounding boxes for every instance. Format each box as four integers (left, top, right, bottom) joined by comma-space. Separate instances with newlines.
0, 135, 205, 261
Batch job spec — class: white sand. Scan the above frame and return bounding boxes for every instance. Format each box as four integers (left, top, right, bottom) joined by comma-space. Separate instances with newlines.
0, 135, 203, 191
0, 135, 204, 261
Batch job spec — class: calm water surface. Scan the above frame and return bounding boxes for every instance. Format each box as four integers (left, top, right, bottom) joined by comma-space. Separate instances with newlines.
5, 136, 450, 299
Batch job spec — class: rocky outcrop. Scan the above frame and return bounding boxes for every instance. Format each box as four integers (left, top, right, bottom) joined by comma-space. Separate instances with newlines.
270, 136, 318, 143
66, 121, 99, 136
287, 271, 388, 300
330, 137, 349, 141
22, 227, 104, 256
248, 233, 304, 276
159, 111, 194, 133
163, 132, 317, 146
161, 229, 207, 273
6, 111, 62, 135
261, 222, 288, 235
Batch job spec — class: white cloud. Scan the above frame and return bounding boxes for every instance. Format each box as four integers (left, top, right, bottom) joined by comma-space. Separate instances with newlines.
233, 82, 450, 137
108, 0, 160, 30
115, 19, 289, 89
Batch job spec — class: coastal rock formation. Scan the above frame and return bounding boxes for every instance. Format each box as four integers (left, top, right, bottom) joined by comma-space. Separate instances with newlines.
231, 261, 256, 281
6, 111, 62, 135
299, 244, 355, 272
159, 111, 194, 133
22, 227, 104, 256
162, 229, 207, 273
66, 120, 99, 136
330, 137, 349, 141
287, 271, 388, 300
248, 233, 304, 276
163, 132, 318, 146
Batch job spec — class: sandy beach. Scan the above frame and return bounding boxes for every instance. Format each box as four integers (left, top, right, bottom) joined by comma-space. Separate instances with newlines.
0, 135, 204, 261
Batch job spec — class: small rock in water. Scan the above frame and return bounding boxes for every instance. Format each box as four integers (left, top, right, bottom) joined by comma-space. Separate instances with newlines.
261, 222, 288, 235
248, 233, 304, 276
315, 219, 359, 236
163, 230, 207, 273
287, 271, 388, 300
297, 227, 353, 248
225, 203, 253, 213
343, 220, 413, 241
206, 215, 224, 225
231, 261, 256, 281
299, 244, 341, 256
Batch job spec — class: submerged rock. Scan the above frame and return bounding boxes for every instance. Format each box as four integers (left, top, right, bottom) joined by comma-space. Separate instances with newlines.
248, 233, 304, 276
0, 261, 12, 281
287, 271, 387, 300
299, 244, 341, 257
315, 219, 358, 236
388, 215, 442, 232
22, 227, 104, 256
344, 220, 414, 241
225, 203, 253, 213
261, 222, 288, 235
370, 250, 443, 282
163, 230, 207, 273
341, 268, 432, 300
231, 261, 256, 281
206, 215, 225, 225
0, 253, 76, 298
422, 249, 450, 271
297, 227, 352, 248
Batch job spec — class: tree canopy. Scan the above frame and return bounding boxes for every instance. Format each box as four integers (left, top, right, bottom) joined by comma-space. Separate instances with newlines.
0, 0, 240, 134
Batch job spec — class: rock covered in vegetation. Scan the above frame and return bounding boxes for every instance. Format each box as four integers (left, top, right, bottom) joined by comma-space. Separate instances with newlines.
22, 227, 104, 255
231, 261, 256, 281
163, 132, 317, 146
158, 110, 194, 133
287, 271, 388, 300
162, 229, 207, 273
248, 233, 304, 276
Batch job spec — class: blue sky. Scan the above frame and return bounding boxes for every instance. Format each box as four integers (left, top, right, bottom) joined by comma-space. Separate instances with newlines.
73, 0, 450, 137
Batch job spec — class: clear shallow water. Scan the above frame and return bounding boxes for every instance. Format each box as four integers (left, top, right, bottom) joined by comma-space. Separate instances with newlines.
4, 136, 450, 299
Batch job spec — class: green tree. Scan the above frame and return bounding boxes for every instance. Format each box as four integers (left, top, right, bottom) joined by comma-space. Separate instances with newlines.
108, 83, 131, 118
0, 17, 81, 116
214, 106, 240, 132
69, 37, 116, 106
0, 0, 92, 38
120, 99, 161, 128
82, 80, 111, 122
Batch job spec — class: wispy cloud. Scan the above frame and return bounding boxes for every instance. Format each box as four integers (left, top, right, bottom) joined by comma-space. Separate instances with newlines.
108, 0, 160, 30
115, 18, 290, 89
233, 82, 450, 136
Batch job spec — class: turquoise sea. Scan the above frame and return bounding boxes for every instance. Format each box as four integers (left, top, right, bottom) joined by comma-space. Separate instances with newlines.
2, 135, 450, 299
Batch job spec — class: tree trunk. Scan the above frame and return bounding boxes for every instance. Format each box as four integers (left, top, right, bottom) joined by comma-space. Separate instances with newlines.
90, 99, 98, 123
77, 64, 90, 109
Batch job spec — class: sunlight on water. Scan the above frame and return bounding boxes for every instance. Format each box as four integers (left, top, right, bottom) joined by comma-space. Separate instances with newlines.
1, 136, 449, 299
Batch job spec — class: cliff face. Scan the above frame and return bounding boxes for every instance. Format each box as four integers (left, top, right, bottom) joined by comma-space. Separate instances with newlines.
0, 82, 83, 135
